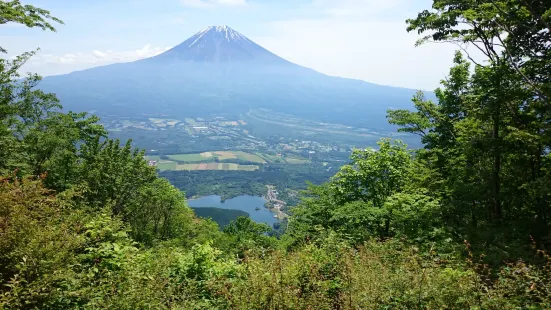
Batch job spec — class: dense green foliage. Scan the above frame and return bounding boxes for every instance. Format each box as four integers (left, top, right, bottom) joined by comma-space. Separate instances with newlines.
161, 164, 333, 206
2, 1, 551, 309
0, 3, 218, 249
192, 207, 249, 229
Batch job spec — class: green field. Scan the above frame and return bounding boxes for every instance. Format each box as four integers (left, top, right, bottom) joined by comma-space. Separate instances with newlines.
144, 156, 178, 170
255, 153, 285, 163
284, 157, 310, 164
166, 151, 266, 163
230, 151, 266, 163
255, 153, 309, 164
156, 161, 178, 171
145, 155, 161, 161
151, 159, 259, 171
155, 152, 307, 167
167, 153, 209, 162
175, 163, 259, 171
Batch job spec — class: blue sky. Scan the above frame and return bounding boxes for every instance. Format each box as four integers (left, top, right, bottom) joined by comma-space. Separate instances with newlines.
2, 0, 467, 90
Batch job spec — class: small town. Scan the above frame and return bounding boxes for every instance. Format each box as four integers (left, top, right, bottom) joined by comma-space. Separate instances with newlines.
264, 185, 288, 219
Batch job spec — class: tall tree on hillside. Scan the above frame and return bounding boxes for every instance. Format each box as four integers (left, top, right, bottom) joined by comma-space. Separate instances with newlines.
0, 2, 108, 185
0, 1, 201, 247
389, 0, 551, 243
0, 2, 63, 174
287, 139, 439, 244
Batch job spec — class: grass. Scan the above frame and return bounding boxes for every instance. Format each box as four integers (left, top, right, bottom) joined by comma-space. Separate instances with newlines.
172, 163, 259, 171
284, 157, 310, 164
255, 153, 284, 163
222, 241, 487, 309
212, 151, 235, 161
238, 165, 259, 171
145, 155, 161, 161
167, 151, 266, 164
156, 161, 178, 171
167, 154, 210, 162
254, 153, 309, 164
152, 152, 305, 168
230, 151, 266, 163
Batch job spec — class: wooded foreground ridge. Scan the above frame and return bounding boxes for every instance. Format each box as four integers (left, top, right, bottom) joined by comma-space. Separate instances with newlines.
1, 0, 551, 308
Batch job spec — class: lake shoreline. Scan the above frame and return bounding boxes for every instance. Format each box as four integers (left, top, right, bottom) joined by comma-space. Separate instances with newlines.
189, 186, 289, 221
188, 194, 279, 226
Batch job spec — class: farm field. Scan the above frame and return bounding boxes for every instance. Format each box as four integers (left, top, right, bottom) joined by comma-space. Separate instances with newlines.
176, 163, 259, 171
148, 118, 180, 128
145, 155, 161, 161
256, 153, 310, 164
167, 153, 208, 162
145, 156, 258, 171
284, 156, 310, 164
255, 153, 284, 163
156, 161, 178, 170
147, 151, 309, 168
230, 151, 266, 163
167, 151, 266, 163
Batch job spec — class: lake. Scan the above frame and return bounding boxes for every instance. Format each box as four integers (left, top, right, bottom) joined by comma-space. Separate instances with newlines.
188, 195, 278, 227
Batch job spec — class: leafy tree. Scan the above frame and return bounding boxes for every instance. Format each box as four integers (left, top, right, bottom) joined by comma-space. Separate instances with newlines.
223, 216, 275, 256
0, 4, 106, 185
0, 0, 199, 250
0, 177, 127, 309
0, 0, 62, 172
73, 138, 202, 246
0, 0, 62, 53
288, 139, 427, 244
387, 0, 551, 255
407, 0, 550, 102
128, 178, 196, 246
329, 139, 412, 207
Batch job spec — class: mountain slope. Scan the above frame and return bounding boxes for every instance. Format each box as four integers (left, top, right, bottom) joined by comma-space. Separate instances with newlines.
38, 25, 423, 129
149, 25, 292, 65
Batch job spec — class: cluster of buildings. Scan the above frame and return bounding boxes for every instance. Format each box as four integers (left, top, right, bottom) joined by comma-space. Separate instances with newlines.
266, 186, 287, 209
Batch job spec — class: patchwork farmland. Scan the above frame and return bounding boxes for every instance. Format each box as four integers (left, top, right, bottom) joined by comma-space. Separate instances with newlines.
145, 156, 259, 171
145, 150, 309, 171
176, 163, 259, 171
166, 151, 266, 163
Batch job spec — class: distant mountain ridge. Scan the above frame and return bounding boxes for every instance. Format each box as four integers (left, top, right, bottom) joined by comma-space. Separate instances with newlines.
38, 25, 424, 129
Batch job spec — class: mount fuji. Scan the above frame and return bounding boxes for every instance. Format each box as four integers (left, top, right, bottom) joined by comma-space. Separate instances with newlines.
150, 25, 292, 65
38, 25, 421, 129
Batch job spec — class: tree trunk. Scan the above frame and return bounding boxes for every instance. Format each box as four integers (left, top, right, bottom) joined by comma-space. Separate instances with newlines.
491, 104, 502, 222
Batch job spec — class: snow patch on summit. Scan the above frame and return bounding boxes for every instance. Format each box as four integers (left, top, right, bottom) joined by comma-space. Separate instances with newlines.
188, 25, 250, 47
151, 24, 291, 64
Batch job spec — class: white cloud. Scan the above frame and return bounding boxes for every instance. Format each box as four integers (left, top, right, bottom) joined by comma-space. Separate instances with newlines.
92, 50, 107, 58
180, 0, 246, 8
14, 0, 486, 90
22, 44, 172, 76
44, 44, 171, 64
252, 0, 486, 90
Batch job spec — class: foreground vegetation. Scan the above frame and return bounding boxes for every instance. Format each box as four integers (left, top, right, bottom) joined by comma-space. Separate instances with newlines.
191, 207, 249, 228
1, 0, 551, 309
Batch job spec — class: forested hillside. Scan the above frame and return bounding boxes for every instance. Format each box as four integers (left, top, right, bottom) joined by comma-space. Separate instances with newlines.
1, 0, 551, 309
